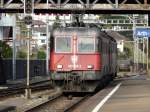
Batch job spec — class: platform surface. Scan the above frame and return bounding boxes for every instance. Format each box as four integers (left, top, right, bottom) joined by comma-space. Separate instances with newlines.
73, 74, 150, 112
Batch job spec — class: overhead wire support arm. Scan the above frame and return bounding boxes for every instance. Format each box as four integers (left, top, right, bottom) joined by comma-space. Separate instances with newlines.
78, 0, 86, 8
106, 0, 116, 8
35, 0, 42, 7
135, 0, 147, 9
135, 0, 142, 4
118, 0, 128, 9
4, 0, 13, 8
48, 0, 70, 7
49, 0, 56, 6
120, 0, 128, 5
62, 0, 70, 6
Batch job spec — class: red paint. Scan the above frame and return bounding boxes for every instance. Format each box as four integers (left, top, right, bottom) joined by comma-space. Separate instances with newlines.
50, 34, 101, 71
50, 52, 101, 71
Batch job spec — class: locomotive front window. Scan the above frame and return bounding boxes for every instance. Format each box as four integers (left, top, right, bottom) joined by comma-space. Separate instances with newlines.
78, 37, 95, 53
55, 37, 71, 53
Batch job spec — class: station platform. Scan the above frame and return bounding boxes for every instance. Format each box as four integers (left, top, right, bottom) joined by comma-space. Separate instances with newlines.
73, 73, 150, 112
0, 76, 50, 90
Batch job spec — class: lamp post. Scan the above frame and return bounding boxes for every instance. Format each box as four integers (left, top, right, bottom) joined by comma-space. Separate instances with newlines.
46, 0, 49, 75
143, 38, 145, 69
146, 15, 149, 72
25, 25, 31, 99
128, 14, 138, 72
146, 37, 149, 72
12, 15, 16, 80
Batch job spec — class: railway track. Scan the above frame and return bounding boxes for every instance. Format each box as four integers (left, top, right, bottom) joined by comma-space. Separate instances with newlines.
0, 80, 53, 99
64, 95, 90, 112
26, 94, 90, 112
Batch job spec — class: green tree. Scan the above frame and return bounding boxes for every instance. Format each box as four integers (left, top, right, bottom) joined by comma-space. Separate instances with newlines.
118, 46, 132, 60
124, 46, 132, 58
37, 51, 46, 59
0, 41, 12, 58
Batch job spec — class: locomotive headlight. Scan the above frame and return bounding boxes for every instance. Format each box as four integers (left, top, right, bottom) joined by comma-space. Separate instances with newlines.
87, 65, 94, 69
57, 65, 63, 69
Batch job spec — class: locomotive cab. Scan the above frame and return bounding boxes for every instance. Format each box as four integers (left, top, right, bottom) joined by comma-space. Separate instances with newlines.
50, 26, 117, 92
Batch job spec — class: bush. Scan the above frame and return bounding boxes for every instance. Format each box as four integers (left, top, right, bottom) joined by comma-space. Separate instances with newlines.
17, 51, 27, 59
37, 51, 46, 59
0, 41, 12, 58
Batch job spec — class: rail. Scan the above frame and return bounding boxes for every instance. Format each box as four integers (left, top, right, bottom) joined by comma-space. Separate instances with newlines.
64, 95, 90, 112
0, 80, 52, 99
26, 94, 91, 112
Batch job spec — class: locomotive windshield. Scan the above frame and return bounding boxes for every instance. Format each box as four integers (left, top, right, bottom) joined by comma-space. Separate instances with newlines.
78, 37, 95, 53
55, 37, 71, 53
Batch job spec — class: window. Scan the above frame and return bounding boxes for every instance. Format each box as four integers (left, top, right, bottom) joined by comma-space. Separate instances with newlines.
78, 37, 95, 53
55, 37, 71, 53
41, 40, 45, 43
40, 33, 46, 36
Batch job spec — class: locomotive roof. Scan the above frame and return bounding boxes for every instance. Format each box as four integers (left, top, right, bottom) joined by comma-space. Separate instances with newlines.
52, 27, 116, 42
53, 27, 99, 36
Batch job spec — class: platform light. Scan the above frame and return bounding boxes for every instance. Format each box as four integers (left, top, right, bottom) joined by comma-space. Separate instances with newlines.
57, 65, 63, 69
87, 65, 93, 69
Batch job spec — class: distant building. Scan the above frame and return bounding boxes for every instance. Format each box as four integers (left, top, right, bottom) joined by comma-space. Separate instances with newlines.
32, 20, 51, 48
117, 40, 124, 52
32, 27, 47, 47
107, 31, 128, 52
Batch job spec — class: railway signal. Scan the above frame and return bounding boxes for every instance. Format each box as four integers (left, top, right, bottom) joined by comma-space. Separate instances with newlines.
24, 15, 32, 25
24, 0, 33, 25
25, 0, 33, 14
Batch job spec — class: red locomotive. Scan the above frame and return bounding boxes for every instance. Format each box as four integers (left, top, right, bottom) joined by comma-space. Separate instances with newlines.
50, 25, 117, 92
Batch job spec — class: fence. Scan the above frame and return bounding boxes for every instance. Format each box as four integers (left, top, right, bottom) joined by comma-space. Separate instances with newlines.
3, 59, 47, 80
